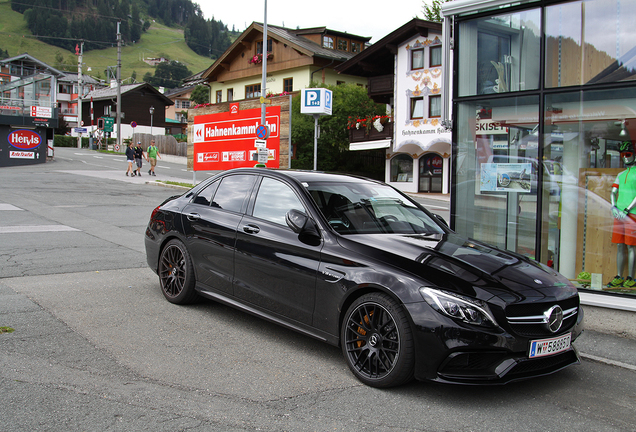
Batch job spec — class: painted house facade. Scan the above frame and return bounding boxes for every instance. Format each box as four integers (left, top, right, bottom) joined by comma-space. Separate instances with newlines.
337, 19, 451, 194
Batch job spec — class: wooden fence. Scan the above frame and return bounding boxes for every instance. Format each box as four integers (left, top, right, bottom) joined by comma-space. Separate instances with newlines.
131, 133, 187, 157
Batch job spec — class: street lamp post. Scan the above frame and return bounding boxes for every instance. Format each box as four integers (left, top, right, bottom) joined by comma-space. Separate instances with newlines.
149, 106, 154, 138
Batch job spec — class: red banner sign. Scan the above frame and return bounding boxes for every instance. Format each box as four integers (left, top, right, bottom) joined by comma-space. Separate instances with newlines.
193, 106, 280, 171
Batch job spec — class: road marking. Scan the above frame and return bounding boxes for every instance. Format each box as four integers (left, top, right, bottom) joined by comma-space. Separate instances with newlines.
0, 204, 23, 211
0, 225, 80, 233
580, 352, 636, 371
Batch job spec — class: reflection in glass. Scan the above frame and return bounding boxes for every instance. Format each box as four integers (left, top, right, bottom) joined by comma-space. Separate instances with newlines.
457, 8, 541, 96
542, 88, 636, 291
545, 0, 636, 88
454, 96, 539, 258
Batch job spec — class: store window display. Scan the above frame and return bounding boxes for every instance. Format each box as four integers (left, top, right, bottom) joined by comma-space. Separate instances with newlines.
608, 142, 636, 289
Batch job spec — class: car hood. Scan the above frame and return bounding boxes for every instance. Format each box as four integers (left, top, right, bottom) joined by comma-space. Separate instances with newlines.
337, 232, 577, 304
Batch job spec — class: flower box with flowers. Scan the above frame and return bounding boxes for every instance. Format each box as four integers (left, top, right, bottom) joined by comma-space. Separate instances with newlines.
347, 115, 393, 143
249, 53, 273, 64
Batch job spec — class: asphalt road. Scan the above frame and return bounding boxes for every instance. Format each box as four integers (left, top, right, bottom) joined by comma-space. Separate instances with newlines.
1, 148, 635, 431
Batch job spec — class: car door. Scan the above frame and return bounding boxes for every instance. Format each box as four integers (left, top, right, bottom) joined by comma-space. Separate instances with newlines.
182, 174, 256, 295
233, 176, 323, 325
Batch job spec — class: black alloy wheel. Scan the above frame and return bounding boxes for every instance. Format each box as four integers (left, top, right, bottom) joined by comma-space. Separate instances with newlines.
342, 293, 415, 388
158, 239, 198, 304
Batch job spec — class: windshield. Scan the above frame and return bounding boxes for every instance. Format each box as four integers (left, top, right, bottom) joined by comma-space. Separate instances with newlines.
306, 181, 445, 235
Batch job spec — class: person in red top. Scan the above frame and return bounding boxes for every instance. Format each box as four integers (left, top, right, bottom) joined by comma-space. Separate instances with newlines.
608, 141, 636, 289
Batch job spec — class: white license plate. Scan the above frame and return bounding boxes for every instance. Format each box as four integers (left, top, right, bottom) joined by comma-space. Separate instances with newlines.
529, 333, 571, 358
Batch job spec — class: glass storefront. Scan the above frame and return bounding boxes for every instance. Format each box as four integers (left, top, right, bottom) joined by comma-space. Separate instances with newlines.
451, 0, 636, 298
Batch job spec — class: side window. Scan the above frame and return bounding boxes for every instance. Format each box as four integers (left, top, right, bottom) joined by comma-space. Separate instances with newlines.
212, 175, 256, 213
253, 177, 304, 225
192, 180, 220, 206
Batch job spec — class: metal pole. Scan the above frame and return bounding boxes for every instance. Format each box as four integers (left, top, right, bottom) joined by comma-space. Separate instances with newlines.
313, 114, 319, 171
261, 0, 267, 127
116, 22, 122, 151
77, 41, 83, 148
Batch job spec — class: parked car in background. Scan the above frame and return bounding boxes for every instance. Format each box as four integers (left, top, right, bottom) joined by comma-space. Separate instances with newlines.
145, 169, 584, 387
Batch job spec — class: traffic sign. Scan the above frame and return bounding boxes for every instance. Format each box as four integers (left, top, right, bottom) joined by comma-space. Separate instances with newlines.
255, 139, 267, 148
257, 148, 269, 164
74, 127, 87, 133
131, 121, 137, 128
259, 96, 271, 104
256, 124, 270, 140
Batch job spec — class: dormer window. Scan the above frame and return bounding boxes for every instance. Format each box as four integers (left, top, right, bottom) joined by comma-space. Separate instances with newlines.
337, 39, 348, 51
323, 36, 334, 49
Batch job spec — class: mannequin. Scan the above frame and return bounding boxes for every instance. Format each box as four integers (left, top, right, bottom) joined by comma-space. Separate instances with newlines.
609, 141, 636, 288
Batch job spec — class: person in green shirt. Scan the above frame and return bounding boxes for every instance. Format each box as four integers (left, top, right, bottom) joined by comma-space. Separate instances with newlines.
147, 140, 161, 176
608, 141, 636, 289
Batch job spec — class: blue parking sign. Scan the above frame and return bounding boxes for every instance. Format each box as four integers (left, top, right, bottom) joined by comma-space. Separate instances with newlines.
301, 89, 333, 116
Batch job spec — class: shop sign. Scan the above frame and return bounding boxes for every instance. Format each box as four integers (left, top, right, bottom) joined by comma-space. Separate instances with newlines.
193, 106, 280, 171
10, 151, 35, 159
30, 106, 52, 118
8, 129, 42, 150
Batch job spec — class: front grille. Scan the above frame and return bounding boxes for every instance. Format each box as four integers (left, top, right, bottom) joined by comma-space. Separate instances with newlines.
505, 296, 580, 337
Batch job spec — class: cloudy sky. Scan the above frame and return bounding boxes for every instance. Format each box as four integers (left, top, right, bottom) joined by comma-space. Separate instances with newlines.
198, 0, 427, 45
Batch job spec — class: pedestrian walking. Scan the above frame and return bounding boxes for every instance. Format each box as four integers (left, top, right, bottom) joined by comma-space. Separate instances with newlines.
134, 141, 146, 176
147, 139, 161, 176
125, 142, 135, 176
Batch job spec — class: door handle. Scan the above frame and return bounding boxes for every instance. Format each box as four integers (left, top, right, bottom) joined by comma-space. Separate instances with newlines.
186, 212, 201, 221
243, 224, 260, 234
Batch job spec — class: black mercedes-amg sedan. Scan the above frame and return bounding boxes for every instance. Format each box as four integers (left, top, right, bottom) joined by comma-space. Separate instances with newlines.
145, 168, 583, 388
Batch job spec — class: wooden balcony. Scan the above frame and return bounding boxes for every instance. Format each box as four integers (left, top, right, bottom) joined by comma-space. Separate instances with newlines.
348, 122, 393, 143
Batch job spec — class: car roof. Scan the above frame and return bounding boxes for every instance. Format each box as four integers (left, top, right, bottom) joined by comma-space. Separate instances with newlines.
222, 168, 382, 185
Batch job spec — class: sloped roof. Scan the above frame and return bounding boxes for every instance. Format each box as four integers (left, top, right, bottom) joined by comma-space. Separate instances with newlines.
335, 18, 442, 77
0, 52, 65, 76
201, 22, 369, 81
84, 82, 173, 105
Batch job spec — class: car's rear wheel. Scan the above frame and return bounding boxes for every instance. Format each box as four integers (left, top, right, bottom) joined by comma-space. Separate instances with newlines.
158, 239, 198, 304
341, 293, 415, 387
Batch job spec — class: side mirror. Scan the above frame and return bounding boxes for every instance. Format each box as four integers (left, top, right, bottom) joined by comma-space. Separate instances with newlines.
286, 209, 321, 245
433, 213, 449, 228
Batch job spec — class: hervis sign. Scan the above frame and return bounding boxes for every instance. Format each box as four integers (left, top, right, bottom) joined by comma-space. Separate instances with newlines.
8, 129, 42, 150
193, 106, 280, 170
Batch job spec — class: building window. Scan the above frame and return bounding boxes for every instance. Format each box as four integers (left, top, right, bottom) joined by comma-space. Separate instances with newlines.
227, 88, 233, 102
430, 45, 442, 67
216, 90, 222, 103
429, 95, 441, 118
337, 39, 348, 51
323, 36, 334, 49
58, 84, 73, 94
410, 97, 424, 119
337, 81, 345, 86
245, 84, 261, 99
351, 42, 360, 53
411, 49, 424, 70
180, 100, 190, 109
390, 154, 414, 182
283, 78, 293, 93
256, 39, 273, 54
457, 8, 541, 96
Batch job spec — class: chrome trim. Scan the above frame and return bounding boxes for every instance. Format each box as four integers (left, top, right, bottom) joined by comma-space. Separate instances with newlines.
507, 307, 578, 325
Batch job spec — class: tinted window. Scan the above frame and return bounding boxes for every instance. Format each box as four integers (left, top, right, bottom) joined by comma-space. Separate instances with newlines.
192, 180, 219, 206
253, 177, 304, 225
212, 175, 255, 213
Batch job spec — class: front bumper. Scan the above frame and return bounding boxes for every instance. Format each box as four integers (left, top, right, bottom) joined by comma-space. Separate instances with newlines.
406, 302, 584, 384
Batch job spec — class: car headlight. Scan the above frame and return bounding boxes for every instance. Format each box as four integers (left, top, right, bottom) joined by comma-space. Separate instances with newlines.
419, 287, 498, 328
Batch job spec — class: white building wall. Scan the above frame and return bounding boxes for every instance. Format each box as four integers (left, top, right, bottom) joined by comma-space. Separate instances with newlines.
388, 32, 451, 194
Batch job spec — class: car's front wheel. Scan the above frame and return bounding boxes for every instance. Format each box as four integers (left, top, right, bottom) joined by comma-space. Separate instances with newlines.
341, 293, 415, 387
158, 239, 198, 304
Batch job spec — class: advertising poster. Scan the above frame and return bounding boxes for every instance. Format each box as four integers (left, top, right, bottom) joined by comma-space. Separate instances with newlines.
480, 162, 533, 193
193, 105, 281, 171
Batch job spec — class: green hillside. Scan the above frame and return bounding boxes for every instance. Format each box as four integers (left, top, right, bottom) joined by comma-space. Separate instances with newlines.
0, 1, 214, 85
